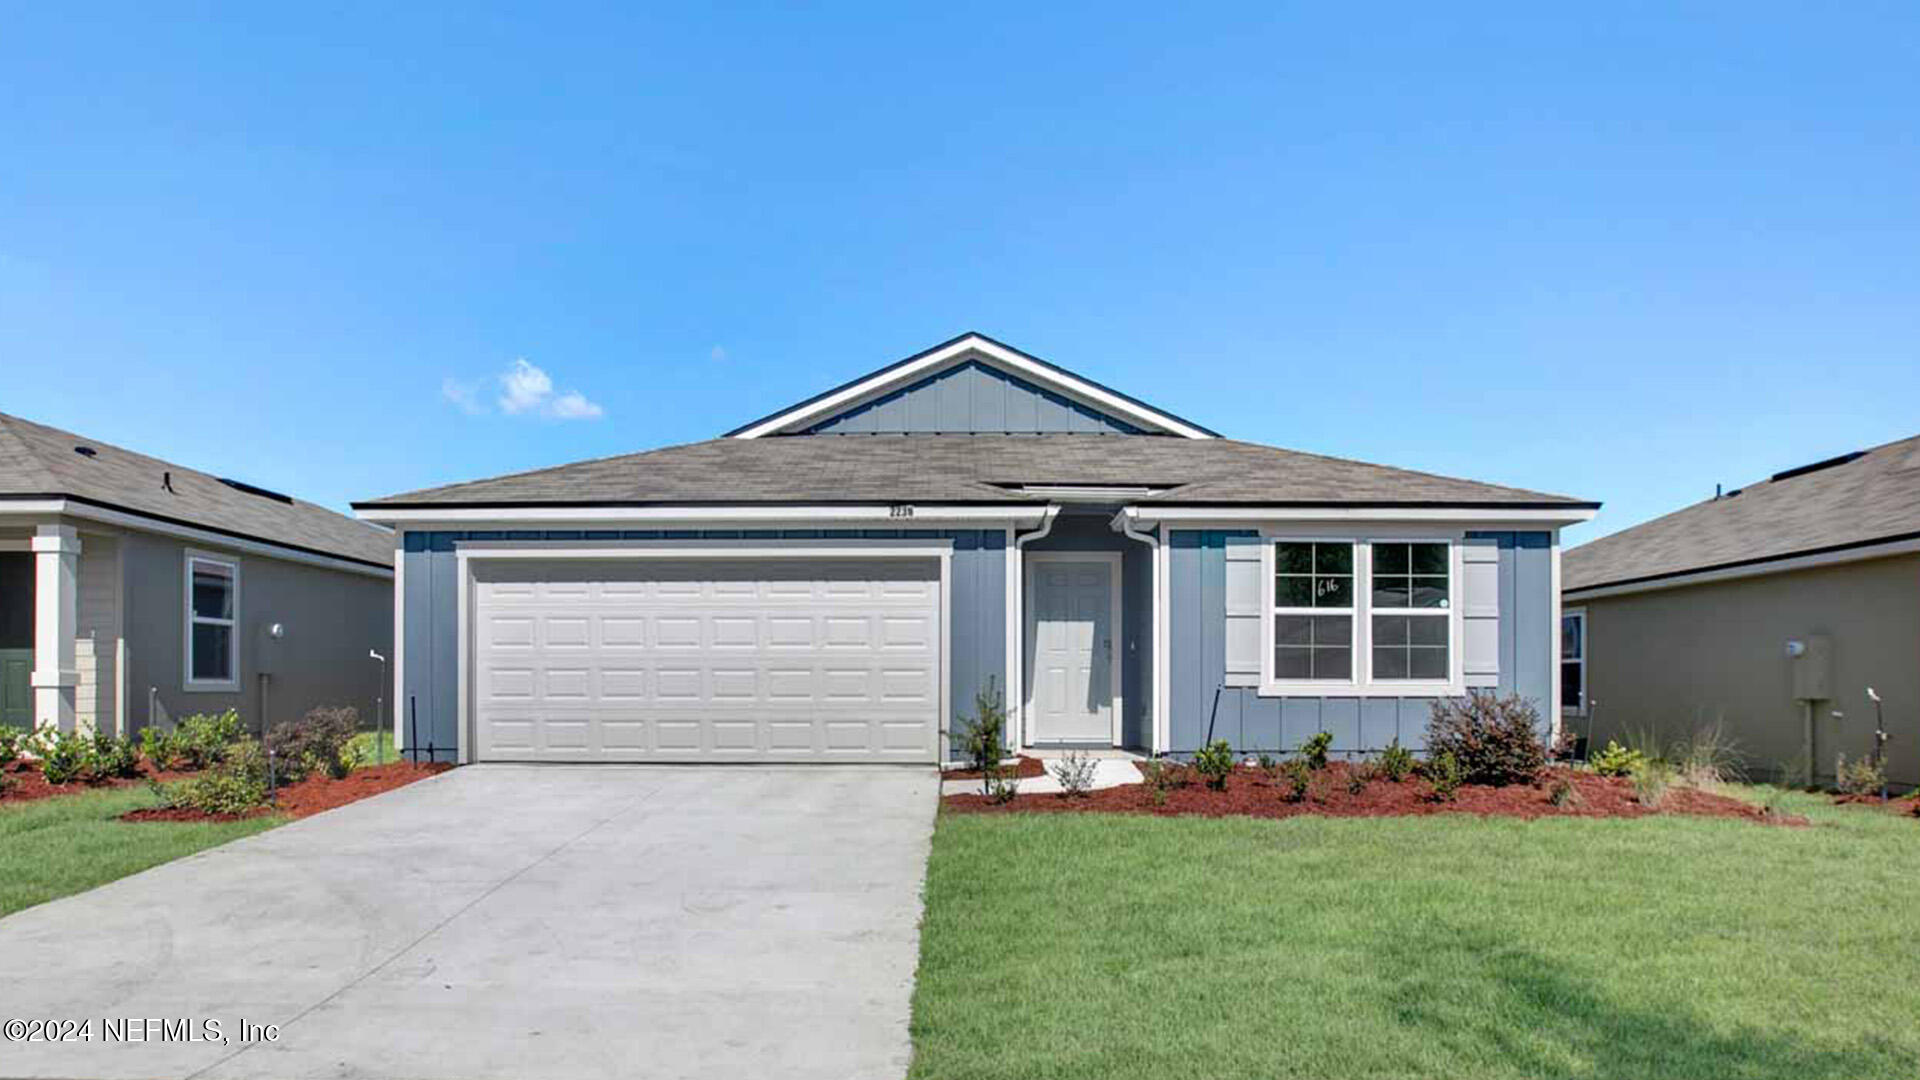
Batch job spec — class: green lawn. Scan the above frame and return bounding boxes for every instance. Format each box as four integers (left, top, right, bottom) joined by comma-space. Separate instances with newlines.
0, 785, 282, 918
910, 788, 1919, 1080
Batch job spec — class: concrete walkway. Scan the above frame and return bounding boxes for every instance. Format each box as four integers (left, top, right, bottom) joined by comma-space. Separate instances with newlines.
939, 756, 1143, 797
0, 765, 939, 1080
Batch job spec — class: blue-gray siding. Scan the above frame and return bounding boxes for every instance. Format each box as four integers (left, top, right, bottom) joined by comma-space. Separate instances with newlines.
806, 360, 1144, 435
1020, 513, 1154, 750
1167, 529, 1553, 755
400, 530, 1006, 760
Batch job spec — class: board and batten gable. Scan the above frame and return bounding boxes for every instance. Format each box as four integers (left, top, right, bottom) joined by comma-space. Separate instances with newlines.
802, 359, 1148, 435
1168, 528, 1555, 755
398, 529, 1008, 758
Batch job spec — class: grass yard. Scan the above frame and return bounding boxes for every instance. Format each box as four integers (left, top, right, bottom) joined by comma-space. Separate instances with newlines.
909, 787, 1919, 1079
0, 785, 281, 918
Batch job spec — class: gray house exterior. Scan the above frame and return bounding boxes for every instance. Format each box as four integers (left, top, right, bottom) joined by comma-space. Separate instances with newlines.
357, 333, 1594, 763
0, 413, 394, 737
1564, 436, 1920, 790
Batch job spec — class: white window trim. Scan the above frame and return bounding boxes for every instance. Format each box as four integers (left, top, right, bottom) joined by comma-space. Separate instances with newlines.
1258, 533, 1465, 698
183, 551, 240, 692
1561, 606, 1587, 718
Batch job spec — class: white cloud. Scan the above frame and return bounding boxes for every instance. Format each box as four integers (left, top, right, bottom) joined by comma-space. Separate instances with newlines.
546, 390, 604, 419
441, 377, 485, 415
710, 345, 727, 362
497, 358, 554, 415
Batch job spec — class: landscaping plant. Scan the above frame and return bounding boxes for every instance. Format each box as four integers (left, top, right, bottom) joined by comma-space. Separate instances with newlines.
1378, 739, 1415, 782
1425, 693, 1546, 786
1299, 731, 1333, 771
138, 725, 187, 771
1548, 778, 1583, 810
1193, 739, 1236, 790
90, 732, 142, 780
1590, 740, 1645, 778
1835, 754, 1886, 798
954, 680, 1009, 794
1138, 757, 1184, 806
176, 710, 246, 769
1421, 751, 1464, 802
265, 705, 360, 783
1280, 757, 1312, 802
1345, 760, 1377, 795
38, 730, 93, 785
0, 725, 26, 768
167, 739, 269, 816
1629, 758, 1673, 808
1049, 751, 1097, 798
1672, 722, 1744, 786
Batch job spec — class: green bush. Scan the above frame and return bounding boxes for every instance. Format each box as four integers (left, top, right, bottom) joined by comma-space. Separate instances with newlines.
1346, 760, 1377, 795
1425, 693, 1546, 786
1192, 739, 1236, 790
265, 706, 361, 783
954, 680, 1008, 787
176, 710, 246, 770
169, 739, 269, 815
1378, 739, 1415, 782
1299, 731, 1333, 771
1138, 757, 1186, 806
0, 725, 27, 768
90, 732, 142, 779
38, 730, 93, 785
1836, 755, 1886, 797
1590, 740, 1644, 778
1279, 757, 1312, 802
1421, 751, 1464, 802
1548, 777, 1582, 810
1629, 758, 1674, 808
138, 725, 188, 771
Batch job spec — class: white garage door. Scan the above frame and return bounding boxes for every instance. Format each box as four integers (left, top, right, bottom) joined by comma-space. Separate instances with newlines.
470, 557, 942, 762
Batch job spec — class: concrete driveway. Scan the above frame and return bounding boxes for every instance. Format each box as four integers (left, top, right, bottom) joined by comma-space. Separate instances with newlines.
0, 765, 939, 1080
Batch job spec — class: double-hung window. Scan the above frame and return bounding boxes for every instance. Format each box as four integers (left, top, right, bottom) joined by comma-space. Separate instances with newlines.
1265, 537, 1459, 695
185, 553, 239, 690
1561, 609, 1586, 715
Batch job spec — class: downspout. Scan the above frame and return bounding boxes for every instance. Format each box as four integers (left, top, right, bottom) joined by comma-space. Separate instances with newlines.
1009, 505, 1060, 752
1112, 507, 1160, 755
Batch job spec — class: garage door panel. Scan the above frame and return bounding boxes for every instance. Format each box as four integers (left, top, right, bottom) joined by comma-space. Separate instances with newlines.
472, 557, 940, 762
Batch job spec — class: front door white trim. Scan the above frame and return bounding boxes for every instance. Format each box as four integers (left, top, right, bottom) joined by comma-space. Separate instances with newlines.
453, 539, 953, 765
1022, 551, 1122, 747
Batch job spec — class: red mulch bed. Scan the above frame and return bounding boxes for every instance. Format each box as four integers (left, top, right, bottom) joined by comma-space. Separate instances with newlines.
944, 761, 1804, 826
0, 758, 193, 805
1833, 792, 1920, 817
942, 754, 1048, 781
118, 761, 452, 823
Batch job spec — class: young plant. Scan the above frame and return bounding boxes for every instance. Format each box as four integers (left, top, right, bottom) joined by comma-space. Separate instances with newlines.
1836, 754, 1887, 798
1378, 739, 1416, 783
1548, 777, 1583, 810
167, 739, 269, 815
1138, 757, 1185, 806
0, 725, 26, 768
1345, 760, 1378, 795
1629, 758, 1674, 808
1672, 722, 1745, 787
1299, 731, 1333, 771
1192, 739, 1236, 790
1255, 753, 1279, 778
139, 726, 187, 771
1049, 751, 1097, 798
954, 679, 1009, 793
176, 710, 246, 770
91, 732, 142, 779
265, 706, 361, 783
1279, 757, 1312, 802
984, 772, 1019, 805
38, 730, 93, 785
1589, 740, 1645, 778
1421, 751, 1464, 802
1425, 693, 1546, 786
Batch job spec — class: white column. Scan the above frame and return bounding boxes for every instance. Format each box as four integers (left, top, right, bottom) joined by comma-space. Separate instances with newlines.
31, 524, 80, 732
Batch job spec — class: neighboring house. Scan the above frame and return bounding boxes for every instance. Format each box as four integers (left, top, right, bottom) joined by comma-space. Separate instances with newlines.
1563, 436, 1920, 790
354, 333, 1596, 764
0, 412, 394, 737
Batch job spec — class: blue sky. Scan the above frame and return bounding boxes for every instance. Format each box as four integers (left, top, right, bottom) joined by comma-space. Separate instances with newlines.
3, 4, 1916, 545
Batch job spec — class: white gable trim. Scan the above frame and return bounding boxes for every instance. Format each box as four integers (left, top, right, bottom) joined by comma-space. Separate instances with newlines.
728, 335, 1217, 440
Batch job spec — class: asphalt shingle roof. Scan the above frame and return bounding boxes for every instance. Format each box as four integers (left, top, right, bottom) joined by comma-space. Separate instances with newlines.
356, 435, 1593, 510
1564, 433, 1920, 593
0, 412, 392, 568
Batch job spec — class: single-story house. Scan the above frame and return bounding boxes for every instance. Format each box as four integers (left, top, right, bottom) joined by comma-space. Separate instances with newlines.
354, 333, 1597, 764
0, 412, 395, 737
1563, 435, 1919, 790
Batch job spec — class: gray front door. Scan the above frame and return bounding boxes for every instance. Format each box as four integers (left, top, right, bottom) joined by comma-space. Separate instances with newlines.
0, 649, 30, 728
1026, 557, 1116, 744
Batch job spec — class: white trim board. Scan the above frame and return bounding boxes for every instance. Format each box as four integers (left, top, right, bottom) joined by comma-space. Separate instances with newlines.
1126, 506, 1598, 525
0, 499, 391, 580
358, 504, 1049, 528
451, 539, 955, 766
1563, 535, 1920, 601
727, 334, 1218, 440
1022, 551, 1124, 748
181, 549, 241, 694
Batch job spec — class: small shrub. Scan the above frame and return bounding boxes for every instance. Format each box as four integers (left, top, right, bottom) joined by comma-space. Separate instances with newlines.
1255, 753, 1279, 779
91, 732, 142, 779
1836, 754, 1886, 798
265, 706, 360, 783
139, 726, 188, 771
1378, 739, 1415, 783
1049, 751, 1097, 798
1421, 751, 1464, 802
1299, 731, 1333, 771
1425, 693, 1546, 786
0, 725, 26, 768
1589, 740, 1644, 778
1346, 760, 1378, 795
176, 710, 246, 769
38, 730, 93, 785
1629, 758, 1673, 808
169, 739, 269, 815
1193, 739, 1235, 790
1138, 757, 1185, 806
984, 772, 1019, 805
954, 680, 1009, 790
1673, 723, 1745, 786
1279, 757, 1312, 802
1548, 777, 1583, 810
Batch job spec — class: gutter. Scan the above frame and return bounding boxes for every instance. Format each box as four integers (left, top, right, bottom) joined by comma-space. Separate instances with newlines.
1007, 505, 1061, 751
1111, 507, 1165, 755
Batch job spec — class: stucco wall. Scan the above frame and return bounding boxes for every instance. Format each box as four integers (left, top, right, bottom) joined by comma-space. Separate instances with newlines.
120, 530, 393, 737
1573, 553, 1920, 789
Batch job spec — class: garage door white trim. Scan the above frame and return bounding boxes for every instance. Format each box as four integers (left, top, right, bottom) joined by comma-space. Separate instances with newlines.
454, 540, 953, 764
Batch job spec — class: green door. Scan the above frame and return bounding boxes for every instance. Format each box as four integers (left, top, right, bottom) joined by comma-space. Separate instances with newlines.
0, 649, 30, 728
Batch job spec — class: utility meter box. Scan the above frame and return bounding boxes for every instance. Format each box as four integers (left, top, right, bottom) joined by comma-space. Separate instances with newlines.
1791, 634, 1832, 701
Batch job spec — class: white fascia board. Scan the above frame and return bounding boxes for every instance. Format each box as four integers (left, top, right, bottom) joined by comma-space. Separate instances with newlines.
357, 504, 1050, 528
1564, 536, 1920, 602
1121, 506, 1599, 525
0, 499, 393, 580
729, 336, 1216, 440
453, 539, 954, 560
